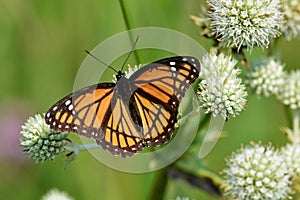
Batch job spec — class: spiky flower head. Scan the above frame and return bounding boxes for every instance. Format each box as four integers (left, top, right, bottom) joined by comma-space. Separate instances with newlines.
222, 142, 292, 200
281, 0, 300, 40
277, 70, 300, 109
20, 113, 70, 163
207, 0, 283, 51
247, 58, 287, 97
281, 143, 300, 177
198, 49, 247, 119
41, 188, 74, 200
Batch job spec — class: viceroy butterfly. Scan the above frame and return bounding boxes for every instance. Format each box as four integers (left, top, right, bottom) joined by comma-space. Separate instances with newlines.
45, 56, 201, 157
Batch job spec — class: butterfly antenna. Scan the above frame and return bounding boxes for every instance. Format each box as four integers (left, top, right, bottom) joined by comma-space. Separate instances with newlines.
84, 50, 118, 73
120, 35, 140, 72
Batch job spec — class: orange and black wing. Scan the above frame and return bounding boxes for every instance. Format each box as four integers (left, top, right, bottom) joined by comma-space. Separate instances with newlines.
45, 83, 115, 139
129, 56, 201, 147
45, 83, 144, 157
45, 56, 200, 157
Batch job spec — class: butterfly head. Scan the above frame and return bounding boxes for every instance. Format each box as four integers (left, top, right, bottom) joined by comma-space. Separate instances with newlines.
115, 71, 125, 81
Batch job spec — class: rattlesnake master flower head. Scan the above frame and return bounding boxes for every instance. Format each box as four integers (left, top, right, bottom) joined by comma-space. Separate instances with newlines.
20, 113, 70, 163
247, 58, 287, 97
281, 144, 300, 177
222, 143, 292, 200
41, 188, 74, 200
207, 0, 283, 51
281, 0, 300, 40
277, 70, 300, 109
198, 49, 247, 119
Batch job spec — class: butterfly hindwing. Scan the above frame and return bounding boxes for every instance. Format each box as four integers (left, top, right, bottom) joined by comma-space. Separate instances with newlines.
96, 96, 144, 156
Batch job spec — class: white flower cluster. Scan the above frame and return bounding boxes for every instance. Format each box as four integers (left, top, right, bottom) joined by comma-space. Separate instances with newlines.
41, 188, 74, 200
207, 0, 283, 51
247, 58, 286, 97
20, 114, 70, 163
198, 49, 247, 119
223, 143, 292, 200
278, 70, 300, 109
281, 144, 300, 177
281, 0, 300, 40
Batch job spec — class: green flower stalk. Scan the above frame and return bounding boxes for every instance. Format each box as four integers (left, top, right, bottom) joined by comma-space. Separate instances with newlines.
198, 49, 247, 119
207, 0, 283, 51
278, 70, 300, 110
281, 0, 300, 40
222, 142, 292, 200
20, 114, 70, 163
247, 58, 287, 97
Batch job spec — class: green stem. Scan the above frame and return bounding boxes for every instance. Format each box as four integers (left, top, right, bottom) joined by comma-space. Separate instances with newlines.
284, 105, 293, 129
268, 38, 279, 57
148, 169, 168, 200
118, 0, 141, 64
293, 109, 300, 143
170, 164, 223, 197
64, 142, 99, 153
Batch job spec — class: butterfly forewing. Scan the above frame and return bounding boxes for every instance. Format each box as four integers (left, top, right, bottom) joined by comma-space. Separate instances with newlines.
130, 56, 200, 101
45, 56, 201, 157
45, 84, 115, 138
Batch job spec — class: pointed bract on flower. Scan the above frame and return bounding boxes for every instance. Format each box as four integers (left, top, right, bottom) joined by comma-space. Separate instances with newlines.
41, 188, 74, 200
281, 143, 300, 177
198, 49, 247, 119
20, 113, 70, 163
281, 0, 300, 40
207, 0, 283, 51
247, 58, 287, 97
277, 70, 300, 109
222, 142, 293, 200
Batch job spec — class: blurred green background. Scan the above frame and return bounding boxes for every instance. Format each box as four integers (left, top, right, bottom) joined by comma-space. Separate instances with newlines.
0, 0, 299, 199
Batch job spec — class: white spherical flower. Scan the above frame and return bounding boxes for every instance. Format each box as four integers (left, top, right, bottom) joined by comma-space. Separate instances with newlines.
281, 0, 300, 40
223, 143, 292, 200
20, 114, 70, 163
41, 188, 74, 200
247, 58, 287, 97
278, 70, 300, 109
281, 144, 300, 177
198, 49, 247, 119
208, 0, 283, 51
